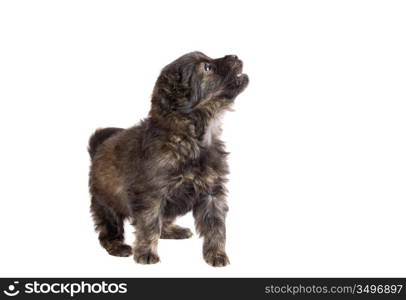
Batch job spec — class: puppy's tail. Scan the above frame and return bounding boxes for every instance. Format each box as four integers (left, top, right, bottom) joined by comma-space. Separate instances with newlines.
88, 127, 124, 159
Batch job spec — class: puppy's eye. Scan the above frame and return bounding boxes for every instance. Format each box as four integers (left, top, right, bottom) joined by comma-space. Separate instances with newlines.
204, 63, 213, 72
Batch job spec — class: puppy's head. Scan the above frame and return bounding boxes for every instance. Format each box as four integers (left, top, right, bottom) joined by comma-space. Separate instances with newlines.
151, 51, 249, 117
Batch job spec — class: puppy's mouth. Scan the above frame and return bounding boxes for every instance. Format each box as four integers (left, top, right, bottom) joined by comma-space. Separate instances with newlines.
231, 62, 249, 88
236, 72, 248, 82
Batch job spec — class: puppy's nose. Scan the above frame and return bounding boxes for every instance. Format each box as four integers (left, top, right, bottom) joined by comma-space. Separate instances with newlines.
225, 55, 238, 60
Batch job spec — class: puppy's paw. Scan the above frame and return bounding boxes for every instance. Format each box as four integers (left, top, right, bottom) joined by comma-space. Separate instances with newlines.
161, 225, 193, 239
101, 240, 132, 257
204, 250, 230, 267
134, 251, 160, 265
107, 244, 133, 257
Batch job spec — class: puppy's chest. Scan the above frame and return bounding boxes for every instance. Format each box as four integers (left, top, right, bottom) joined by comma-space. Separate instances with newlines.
169, 118, 222, 159
174, 158, 219, 192
164, 129, 224, 202
164, 163, 219, 218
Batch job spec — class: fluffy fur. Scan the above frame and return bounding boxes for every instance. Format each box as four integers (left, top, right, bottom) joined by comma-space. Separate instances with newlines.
88, 51, 249, 266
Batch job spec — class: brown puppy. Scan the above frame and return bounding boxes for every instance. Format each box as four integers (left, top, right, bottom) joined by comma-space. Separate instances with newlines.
88, 52, 249, 267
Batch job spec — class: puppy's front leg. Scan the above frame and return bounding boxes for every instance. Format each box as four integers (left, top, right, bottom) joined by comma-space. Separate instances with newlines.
132, 201, 162, 265
193, 190, 230, 267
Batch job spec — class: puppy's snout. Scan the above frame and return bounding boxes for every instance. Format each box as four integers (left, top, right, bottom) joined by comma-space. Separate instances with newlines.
224, 54, 242, 71
225, 55, 238, 60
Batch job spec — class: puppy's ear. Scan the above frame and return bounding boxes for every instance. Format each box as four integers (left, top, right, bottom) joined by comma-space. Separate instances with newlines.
151, 69, 195, 116
151, 73, 178, 116
181, 65, 201, 108
157, 81, 174, 115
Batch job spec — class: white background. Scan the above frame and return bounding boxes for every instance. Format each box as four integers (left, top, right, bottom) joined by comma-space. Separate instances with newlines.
0, 0, 405, 277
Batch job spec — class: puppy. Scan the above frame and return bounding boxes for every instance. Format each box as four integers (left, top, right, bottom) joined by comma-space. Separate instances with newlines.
88, 52, 249, 266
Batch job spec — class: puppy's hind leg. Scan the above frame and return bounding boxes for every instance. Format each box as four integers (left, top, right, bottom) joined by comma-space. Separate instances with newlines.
91, 197, 132, 257
160, 217, 193, 239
